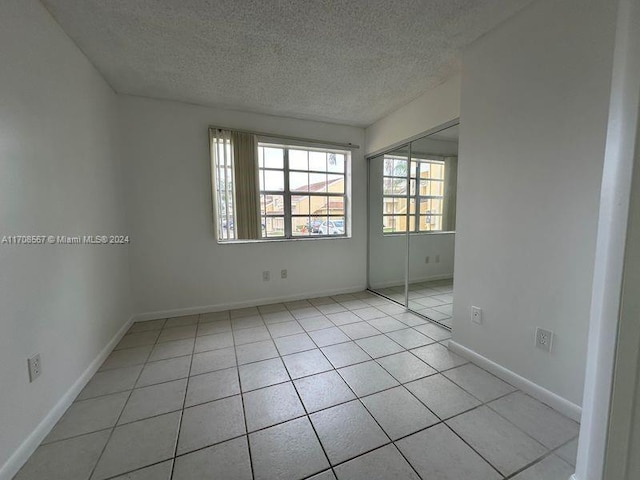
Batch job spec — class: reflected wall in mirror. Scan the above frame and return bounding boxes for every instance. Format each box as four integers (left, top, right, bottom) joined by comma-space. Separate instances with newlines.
367, 124, 458, 328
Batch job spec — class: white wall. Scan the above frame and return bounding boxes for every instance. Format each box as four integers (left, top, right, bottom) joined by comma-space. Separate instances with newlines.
365, 73, 461, 155
452, 0, 617, 406
118, 96, 366, 318
0, 0, 131, 476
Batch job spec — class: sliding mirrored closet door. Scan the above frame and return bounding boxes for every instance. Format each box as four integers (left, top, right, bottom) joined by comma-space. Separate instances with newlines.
367, 123, 459, 328
368, 144, 411, 306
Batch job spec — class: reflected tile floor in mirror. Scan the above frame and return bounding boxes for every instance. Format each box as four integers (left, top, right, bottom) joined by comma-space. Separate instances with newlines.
16, 290, 578, 480
375, 279, 454, 328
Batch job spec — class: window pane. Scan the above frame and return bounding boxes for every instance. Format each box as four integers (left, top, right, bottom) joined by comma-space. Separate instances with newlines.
327, 174, 344, 193
263, 216, 285, 237
327, 196, 345, 216
290, 172, 309, 192
292, 216, 311, 236
393, 159, 407, 177
310, 196, 328, 216
309, 172, 327, 192
382, 197, 395, 215
309, 151, 327, 171
291, 195, 310, 215
431, 162, 445, 179
383, 215, 407, 233
309, 216, 325, 234
258, 147, 264, 168
410, 161, 418, 177
419, 214, 443, 232
328, 153, 344, 173
261, 170, 284, 191
392, 198, 408, 215
264, 147, 284, 169
384, 158, 394, 175
262, 194, 284, 215
319, 217, 345, 235
383, 178, 394, 195
419, 198, 443, 214
325, 217, 345, 235
385, 178, 406, 195
289, 149, 308, 170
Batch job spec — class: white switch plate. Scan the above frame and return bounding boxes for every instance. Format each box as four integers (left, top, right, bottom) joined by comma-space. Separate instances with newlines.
262, 271, 270, 281
28, 354, 42, 382
281, 269, 287, 279
472, 306, 482, 325
535, 327, 553, 352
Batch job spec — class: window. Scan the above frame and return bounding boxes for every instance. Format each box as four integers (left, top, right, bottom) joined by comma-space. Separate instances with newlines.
211, 128, 350, 242
382, 155, 448, 234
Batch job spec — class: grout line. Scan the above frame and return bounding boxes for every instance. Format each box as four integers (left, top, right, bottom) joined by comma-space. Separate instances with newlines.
229, 321, 256, 480
86, 329, 158, 479
42, 288, 576, 480
259, 316, 339, 478
167, 314, 198, 480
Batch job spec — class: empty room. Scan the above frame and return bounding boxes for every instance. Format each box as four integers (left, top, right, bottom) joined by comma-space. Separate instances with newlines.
2, 0, 640, 479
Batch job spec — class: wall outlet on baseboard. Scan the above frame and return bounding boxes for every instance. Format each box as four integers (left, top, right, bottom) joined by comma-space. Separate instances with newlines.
471, 306, 482, 325
281, 269, 287, 279
262, 271, 270, 281
28, 354, 42, 382
535, 328, 553, 352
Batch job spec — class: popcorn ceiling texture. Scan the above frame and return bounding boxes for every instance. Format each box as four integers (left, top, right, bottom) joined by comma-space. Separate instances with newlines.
41, 0, 533, 126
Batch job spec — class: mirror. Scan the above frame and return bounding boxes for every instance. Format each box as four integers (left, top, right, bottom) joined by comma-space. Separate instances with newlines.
367, 124, 458, 328
407, 125, 458, 327
368, 144, 410, 306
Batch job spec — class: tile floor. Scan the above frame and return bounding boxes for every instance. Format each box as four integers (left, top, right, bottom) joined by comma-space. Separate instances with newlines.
375, 279, 454, 328
15, 291, 579, 480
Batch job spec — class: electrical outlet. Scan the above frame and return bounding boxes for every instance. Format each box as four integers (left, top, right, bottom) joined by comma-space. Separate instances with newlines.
28, 354, 42, 382
471, 306, 482, 325
435, 254, 440, 263
535, 328, 553, 352
281, 269, 287, 279
425, 256, 430, 264
262, 271, 270, 281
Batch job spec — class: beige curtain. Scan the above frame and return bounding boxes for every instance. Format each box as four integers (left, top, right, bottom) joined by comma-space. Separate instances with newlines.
231, 131, 261, 239
442, 156, 458, 231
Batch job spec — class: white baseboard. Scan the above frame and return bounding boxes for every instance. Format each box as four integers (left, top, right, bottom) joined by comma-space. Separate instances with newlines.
0, 315, 135, 480
369, 274, 453, 290
132, 284, 368, 322
448, 341, 582, 422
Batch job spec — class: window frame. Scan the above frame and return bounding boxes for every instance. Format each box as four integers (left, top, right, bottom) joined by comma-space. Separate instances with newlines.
211, 131, 351, 244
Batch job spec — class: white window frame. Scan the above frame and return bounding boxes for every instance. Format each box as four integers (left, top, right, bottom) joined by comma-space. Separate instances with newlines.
382, 155, 445, 235
211, 130, 352, 243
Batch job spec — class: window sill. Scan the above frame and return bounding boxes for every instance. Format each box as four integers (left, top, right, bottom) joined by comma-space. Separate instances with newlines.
216, 235, 352, 245
382, 231, 456, 237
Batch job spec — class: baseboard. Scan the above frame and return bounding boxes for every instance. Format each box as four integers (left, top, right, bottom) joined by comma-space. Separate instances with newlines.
369, 274, 454, 290
132, 284, 368, 322
448, 341, 582, 422
0, 315, 135, 480
570, 474, 578, 480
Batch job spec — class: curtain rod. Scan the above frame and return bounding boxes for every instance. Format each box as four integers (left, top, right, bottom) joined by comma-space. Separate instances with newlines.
209, 125, 360, 150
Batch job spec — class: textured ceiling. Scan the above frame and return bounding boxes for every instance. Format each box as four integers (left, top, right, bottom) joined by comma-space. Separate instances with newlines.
41, 0, 533, 126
